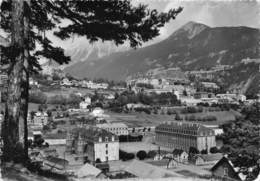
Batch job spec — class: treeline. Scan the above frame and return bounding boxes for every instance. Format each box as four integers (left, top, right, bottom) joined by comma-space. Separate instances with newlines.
29, 91, 82, 106
118, 135, 143, 142
112, 91, 181, 107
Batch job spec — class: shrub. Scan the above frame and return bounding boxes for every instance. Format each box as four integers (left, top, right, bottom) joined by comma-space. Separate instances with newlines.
200, 149, 208, 154
119, 150, 135, 161
147, 150, 157, 158
210, 147, 220, 153
136, 150, 147, 160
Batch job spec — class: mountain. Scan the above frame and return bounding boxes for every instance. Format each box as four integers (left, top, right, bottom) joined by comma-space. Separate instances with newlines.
65, 21, 260, 82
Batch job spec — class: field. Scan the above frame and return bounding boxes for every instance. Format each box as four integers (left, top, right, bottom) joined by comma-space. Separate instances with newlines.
106, 110, 239, 128
180, 110, 241, 125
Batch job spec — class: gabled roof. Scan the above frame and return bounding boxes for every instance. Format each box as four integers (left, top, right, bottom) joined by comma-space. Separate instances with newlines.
197, 153, 223, 162
211, 156, 244, 181
77, 163, 101, 178
45, 156, 69, 167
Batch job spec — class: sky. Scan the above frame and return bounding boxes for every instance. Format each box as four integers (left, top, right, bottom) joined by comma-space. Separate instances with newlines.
1, 0, 260, 59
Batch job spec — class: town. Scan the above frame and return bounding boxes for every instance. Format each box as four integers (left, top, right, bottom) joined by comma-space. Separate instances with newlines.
1, 65, 259, 180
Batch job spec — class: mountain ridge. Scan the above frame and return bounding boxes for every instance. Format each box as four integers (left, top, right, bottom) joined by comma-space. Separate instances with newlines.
65, 21, 259, 81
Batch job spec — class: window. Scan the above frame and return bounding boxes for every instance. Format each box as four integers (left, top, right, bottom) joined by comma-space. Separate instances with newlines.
224, 167, 228, 176
106, 150, 108, 154
106, 156, 108, 162
105, 137, 108, 142
106, 144, 108, 148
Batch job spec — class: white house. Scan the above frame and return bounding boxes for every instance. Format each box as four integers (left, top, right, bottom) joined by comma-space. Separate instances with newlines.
33, 111, 48, 126
61, 78, 72, 86
66, 127, 119, 162
90, 107, 105, 117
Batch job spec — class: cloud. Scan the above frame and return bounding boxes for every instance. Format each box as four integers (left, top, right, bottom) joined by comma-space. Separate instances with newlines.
158, 0, 260, 39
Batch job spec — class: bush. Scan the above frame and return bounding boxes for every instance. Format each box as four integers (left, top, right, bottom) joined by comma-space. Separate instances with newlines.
189, 147, 199, 154
210, 147, 220, 153
201, 149, 208, 154
136, 150, 147, 160
119, 150, 135, 161
147, 150, 157, 158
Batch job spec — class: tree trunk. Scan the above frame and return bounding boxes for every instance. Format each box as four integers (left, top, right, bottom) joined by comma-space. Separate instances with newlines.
2, 0, 25, 162
19, 0, 31, 160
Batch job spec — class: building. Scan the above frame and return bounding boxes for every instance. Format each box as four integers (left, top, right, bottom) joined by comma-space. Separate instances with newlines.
66, 127, 119, 162
0, 73, 8, 103
155, 121, 216, 152
191, 153, 223, 165
79, 97, 91, 109
201, 82, 219, 90
96, 123, 128, 136
172, 149, 188, 163
32, 111, 48, 126
76, 163, 106, 179
211, 156, 247, 181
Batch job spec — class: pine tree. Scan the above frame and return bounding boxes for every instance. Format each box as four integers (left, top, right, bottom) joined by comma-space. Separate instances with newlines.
0, 0, 182, 163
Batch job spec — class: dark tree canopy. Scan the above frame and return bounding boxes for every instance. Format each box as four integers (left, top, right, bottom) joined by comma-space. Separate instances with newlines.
1, 0, 183, 69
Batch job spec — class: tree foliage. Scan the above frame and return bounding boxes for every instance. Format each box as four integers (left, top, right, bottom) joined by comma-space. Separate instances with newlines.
0, 0, 182, 162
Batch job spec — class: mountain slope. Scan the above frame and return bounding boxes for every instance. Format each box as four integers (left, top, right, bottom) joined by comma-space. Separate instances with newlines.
65, 21, 260, 81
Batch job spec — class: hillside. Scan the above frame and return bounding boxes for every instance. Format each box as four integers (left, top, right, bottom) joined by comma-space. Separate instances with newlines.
65, 21, 260, 82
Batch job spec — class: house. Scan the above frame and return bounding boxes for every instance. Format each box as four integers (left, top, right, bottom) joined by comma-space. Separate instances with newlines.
211, 156, 247, 181
172, 149, 188, 164
79, 101, 90, 109
76, 163, 106, 179
96, 123, 128, 136
33, 111, 48, 126
29, 151, 44, 162
201, 82, 219, 90
146, 159, 178, 169
191, 153, 223, 165
66, 127, 119, 162
90, 107, 108, 118
153, 150, 173, 161
104, 94, 115, 100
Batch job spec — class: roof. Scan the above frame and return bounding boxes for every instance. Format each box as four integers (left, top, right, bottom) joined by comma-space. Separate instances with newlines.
197, 153, 223, 162
45, 156, 69, 167
156, 121, 214, 136
70, 126, 119, 142
211, 156, 244, 181
96, 123, 128, 129
76, 163, 101, 178
124, 159, 182, 178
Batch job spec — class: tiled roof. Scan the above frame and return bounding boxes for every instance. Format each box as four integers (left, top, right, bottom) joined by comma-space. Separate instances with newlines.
156, 121, 214, 136
197, 153, 223, 162
70, 126, 119, 142
45, 156, 69, 166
